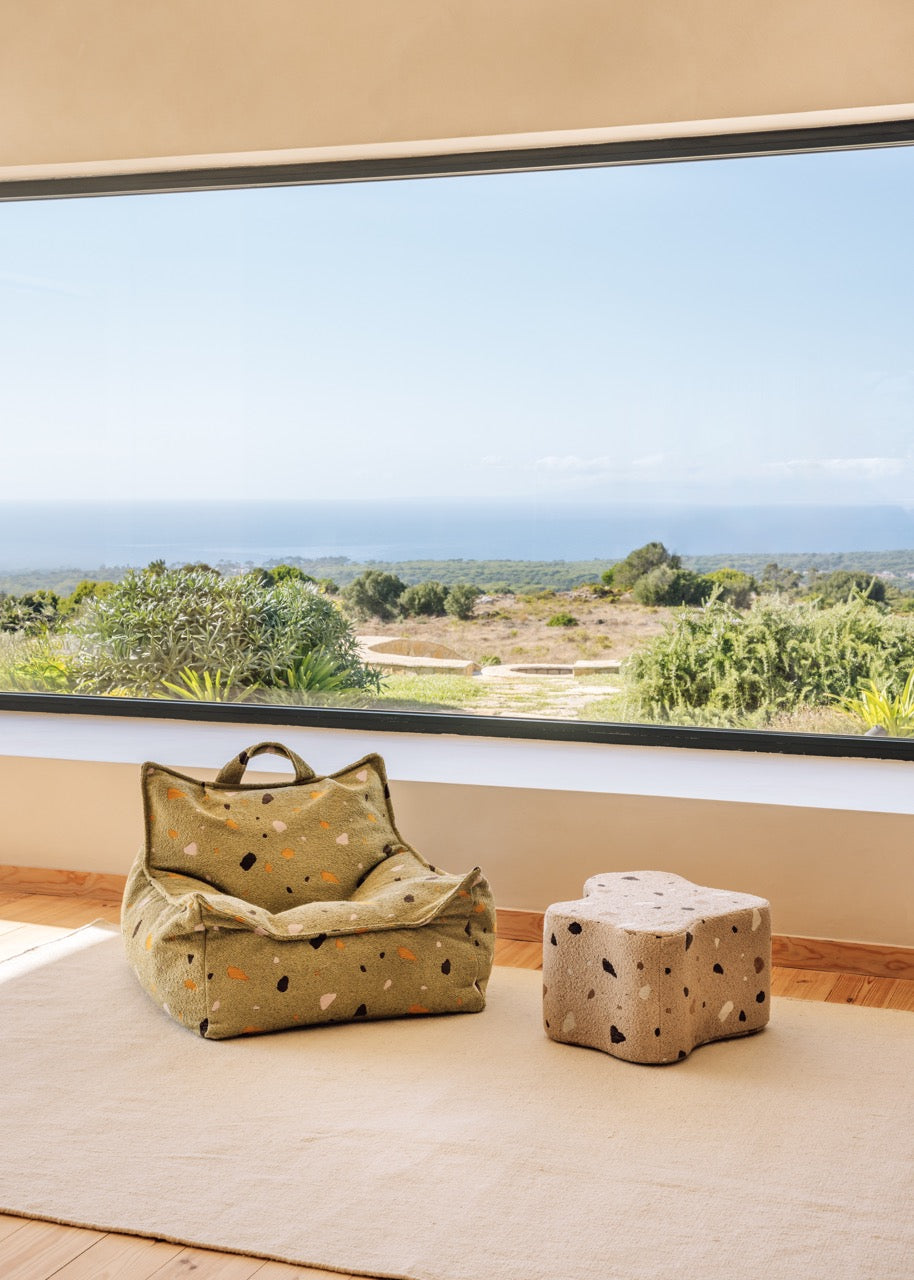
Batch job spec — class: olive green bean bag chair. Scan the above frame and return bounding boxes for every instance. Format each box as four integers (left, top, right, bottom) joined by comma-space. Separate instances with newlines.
122, 742, 496, 1039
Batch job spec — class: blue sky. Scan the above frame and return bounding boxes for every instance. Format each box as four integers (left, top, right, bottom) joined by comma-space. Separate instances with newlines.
1, 144, 912, 504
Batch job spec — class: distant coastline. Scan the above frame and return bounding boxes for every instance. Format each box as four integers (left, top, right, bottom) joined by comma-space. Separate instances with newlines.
3, 549, 914, 599
3, 499, 914, 593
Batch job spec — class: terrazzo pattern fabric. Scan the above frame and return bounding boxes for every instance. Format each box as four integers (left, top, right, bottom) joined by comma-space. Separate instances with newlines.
122, 742, 496, 1038
542, 870, 771, 1064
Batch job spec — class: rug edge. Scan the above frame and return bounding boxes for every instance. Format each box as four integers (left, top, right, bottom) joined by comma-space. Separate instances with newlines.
0, 1204, 418, 1280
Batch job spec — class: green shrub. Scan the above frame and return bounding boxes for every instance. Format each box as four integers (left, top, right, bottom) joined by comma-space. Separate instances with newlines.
810, 570, 887, 606
632, 566, 707, 607
0, 634, 74, 692
547, 612, 579, 627
74, 568, 379, 695
479, 654, 502, 666
704, 568, 757, 609
626, 595, 914, 722
341, 570, 406, 621
444, 583, 480, 620
401, 581, 449, 617
0, 589, 60, 634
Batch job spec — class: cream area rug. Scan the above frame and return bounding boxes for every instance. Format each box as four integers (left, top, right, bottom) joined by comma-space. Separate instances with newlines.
0, 925, 912, 1280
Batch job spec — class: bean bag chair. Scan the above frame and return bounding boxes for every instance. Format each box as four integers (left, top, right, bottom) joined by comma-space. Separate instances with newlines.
122, 741, 496, 1038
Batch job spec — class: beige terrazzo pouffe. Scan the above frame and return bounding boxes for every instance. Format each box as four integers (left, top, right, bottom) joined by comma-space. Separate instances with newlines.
542, 871, 771, 1064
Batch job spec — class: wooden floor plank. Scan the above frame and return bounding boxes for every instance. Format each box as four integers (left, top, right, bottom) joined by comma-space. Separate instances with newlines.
0, 1219, 105, 1280
47, 1231, 184, 1279
0, 894, 120, 928
825, 972, 870, 1005
879, 979, 914, 1012
494, 938, 542, 969
0, 1215, 30, 1244
145, 1245, 273, 1279
769, 967, 840, 1001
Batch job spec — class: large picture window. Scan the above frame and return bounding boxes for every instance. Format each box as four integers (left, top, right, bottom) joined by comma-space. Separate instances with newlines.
2, 135, 914, 753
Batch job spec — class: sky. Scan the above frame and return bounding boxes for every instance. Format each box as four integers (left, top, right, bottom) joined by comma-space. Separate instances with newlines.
1, 143, 913, 505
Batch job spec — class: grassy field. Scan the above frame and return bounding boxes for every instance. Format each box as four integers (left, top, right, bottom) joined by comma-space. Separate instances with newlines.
359, 589, 673, 666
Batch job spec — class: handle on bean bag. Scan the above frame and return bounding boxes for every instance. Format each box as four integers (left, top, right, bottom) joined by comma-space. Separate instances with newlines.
215, 742, 315, 785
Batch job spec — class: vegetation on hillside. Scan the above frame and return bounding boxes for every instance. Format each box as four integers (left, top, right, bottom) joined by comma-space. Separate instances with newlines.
3, 538, 914, 734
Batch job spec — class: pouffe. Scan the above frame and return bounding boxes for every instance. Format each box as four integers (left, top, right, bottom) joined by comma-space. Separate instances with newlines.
542, 871, 771, 1064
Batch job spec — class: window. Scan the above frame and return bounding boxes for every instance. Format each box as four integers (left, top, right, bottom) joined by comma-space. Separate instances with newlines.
3, 128, 914, 756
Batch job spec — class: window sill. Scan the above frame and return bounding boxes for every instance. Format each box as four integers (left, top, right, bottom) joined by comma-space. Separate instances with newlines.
2, 708, 913, 816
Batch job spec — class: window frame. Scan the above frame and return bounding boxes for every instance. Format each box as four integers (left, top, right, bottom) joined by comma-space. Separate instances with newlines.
3, 115, 914, 762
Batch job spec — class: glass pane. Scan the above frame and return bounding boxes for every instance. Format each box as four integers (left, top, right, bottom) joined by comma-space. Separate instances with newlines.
2, 144, 914, 737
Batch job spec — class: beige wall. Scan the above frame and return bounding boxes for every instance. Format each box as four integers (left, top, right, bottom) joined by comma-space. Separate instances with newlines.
2, 1, 914, 178
2, 755, 911, 948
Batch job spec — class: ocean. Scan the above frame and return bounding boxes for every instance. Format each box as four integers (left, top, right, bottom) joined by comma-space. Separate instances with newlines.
3, 500, 914, 572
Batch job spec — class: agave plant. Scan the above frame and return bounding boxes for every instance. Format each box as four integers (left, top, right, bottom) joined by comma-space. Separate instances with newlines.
837, 669, 914, 736
275, 649, 353, 694
157, 667, 257, 703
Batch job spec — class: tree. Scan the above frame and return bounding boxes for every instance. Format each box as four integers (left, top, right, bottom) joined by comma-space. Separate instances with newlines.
401, 581, 449, 617
341, 570, 407, 621
59, 579, 115, 619
611, 542, 680, 591
813, 571, 887, 607
444, 583, 480, 620
704, 568, 757, 609
263, 564, 316, 587
632, 566, 707, 607
760, 562, 802, 594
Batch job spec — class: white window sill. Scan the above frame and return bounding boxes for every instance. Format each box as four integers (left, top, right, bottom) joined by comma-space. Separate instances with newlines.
2, 709, 914, 816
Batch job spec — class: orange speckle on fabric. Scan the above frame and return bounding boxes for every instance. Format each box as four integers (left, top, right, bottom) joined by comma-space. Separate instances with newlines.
457, 997, 464, 1006
225, 818, 239, 830
264, 863, 273, 873
319, 820, 330, 829
335, 939, 346, 950
311, 791, 327, 800
184, 979, 197, 990
473, 902, 487, 913
233, 915, 246, 924
408, 1005, 429, 1014
397, 947, 417, 961
241, 1026, 264, 1034
227, 966, 249, 981
321, 870, 340, 884
280, 848, 295, 859
167, 788, 186, 800
367, 814, 377, 823
458, 890, 470, 898
145, 934, 153, 950
167, 828, 178, 839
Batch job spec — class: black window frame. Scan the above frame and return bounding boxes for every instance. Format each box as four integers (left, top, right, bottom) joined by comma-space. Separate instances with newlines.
4, 116, 914, 762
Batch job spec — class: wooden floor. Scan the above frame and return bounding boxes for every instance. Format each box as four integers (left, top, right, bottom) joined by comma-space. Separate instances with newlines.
1, 892, 912, 1280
